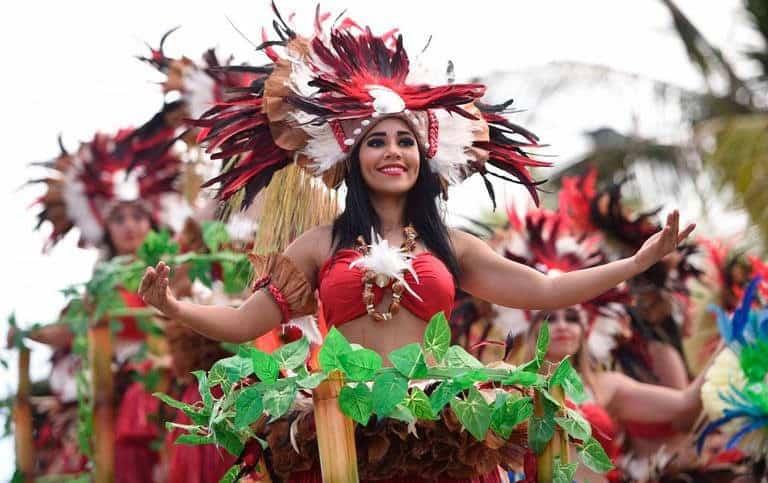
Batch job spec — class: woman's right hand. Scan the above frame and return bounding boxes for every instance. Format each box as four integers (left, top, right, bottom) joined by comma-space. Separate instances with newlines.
139, 261, 179, 317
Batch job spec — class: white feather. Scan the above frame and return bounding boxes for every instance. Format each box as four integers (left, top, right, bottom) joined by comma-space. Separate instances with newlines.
554, 237, 583, 257
284, 315, 323, 345
587, 315, 622, 362
183, 67, 217, 119
428, 109, 480, 183
300, 123, 346, 174
61, 167, 103, 246
490, 305, 529, 336
349, 229, 422, 300
113, 168, 141, 201
225, 213, 257, 243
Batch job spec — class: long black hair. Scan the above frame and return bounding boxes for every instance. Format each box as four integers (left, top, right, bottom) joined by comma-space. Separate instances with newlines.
331, 144, 462, 284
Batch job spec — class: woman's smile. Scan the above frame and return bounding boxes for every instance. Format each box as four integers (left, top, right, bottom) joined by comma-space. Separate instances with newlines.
377, 162, 408, 176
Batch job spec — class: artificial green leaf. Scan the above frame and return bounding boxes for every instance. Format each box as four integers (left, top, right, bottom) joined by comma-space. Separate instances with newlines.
218, 465, 241, 483
404, 387, 437, 420
548, 356, 586, 403
429, 379, 469, 414
549, 356, 572, 387
388, 404, 416, 425
175, 433, 212, 446
453, 369, 491, 386
555, 408, 591, 441
297, 372, 327, 389
535, 323, 550, 364
221, 257, 253, 294
490, 394, 533, 439
553, 456, 578, 483
208, 365, 233, 394
528, 396, 557, 455
339, 348, 383, 381
108, 319, 124, 335
372, 371, 408, 416
449, 387, 492, 441
540, 389, 563, 409
192, 370, 213, 409
553, 361, 587, 404
137, 229, 179, 267
202, 221, 231, 253
136, 317, 164, 336
134, 369, 162, 392
251, 349, 279, 383
423, 311, 451, 362
577, 436, 614, 473
263, 382, 297, 421
389, 343, 428, 379
443, 346, 483, 369
211, 355, 254, 384
273, 337, 310, 371
235, 386, 264, 429
338, 383, 374, 425
212, 422, 244, 456
120, 267, 144, 292
319, 327, 354, 373
187, 259, 213, 288
502, 370, 546, 387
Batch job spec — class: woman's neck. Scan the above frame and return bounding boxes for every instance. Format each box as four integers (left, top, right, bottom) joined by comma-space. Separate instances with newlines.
370, 193, 407, 236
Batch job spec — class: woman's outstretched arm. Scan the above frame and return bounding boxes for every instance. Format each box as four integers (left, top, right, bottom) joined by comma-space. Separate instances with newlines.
138, 227, 324, 343
598, 368, 707, 428
455, 210, 694, 311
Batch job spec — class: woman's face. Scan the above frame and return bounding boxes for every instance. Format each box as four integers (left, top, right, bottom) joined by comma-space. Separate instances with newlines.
357, 117, 420, 197
533, 307, 585, 362
105, 202, 152, 256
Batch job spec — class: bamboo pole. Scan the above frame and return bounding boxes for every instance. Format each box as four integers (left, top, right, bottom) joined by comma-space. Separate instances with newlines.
312, 370, 359, 483
535, 363, 568, 483
89, 323, 115, 483
551, 385, 569, 465
534, 389, 555, 483
13, 347, 35, 483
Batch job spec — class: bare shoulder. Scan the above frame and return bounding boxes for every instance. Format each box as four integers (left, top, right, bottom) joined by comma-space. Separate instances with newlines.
285, 224, 334, 264
448, 228, 478, 260
594, 371, 631, 405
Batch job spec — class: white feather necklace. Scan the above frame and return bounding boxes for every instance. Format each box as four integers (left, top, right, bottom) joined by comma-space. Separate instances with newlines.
350, 225, 422, 321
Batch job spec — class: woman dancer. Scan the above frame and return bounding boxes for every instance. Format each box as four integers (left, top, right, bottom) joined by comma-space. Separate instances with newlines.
139, 8, 694, 482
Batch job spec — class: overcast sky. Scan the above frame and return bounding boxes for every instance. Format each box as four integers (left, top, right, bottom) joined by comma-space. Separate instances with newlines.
0, 1, 759, 477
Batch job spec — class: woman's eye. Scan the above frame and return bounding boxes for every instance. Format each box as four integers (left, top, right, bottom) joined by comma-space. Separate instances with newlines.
366, 138, 384, 147
399, 137, 415, 147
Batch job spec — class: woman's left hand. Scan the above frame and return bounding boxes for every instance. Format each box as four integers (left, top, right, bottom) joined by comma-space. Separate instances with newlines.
633, 210, 695, 272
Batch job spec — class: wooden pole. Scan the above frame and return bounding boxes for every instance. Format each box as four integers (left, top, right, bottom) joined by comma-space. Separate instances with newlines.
13, 347, 35, 482
312, 370, 359, 483
89, 323, 115, 483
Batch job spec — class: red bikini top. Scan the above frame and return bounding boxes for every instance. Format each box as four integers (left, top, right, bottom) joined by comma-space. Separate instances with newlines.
318, 249, 455, 327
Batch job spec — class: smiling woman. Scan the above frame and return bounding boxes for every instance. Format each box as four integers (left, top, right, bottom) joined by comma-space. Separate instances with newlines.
137, 5, 696, 481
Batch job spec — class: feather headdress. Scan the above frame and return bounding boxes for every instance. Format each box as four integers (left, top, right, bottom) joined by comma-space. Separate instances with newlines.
490, 205, 630, 361
699, 277, 768, 458
194, 3, 551, 213
30, 126, 182, 249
